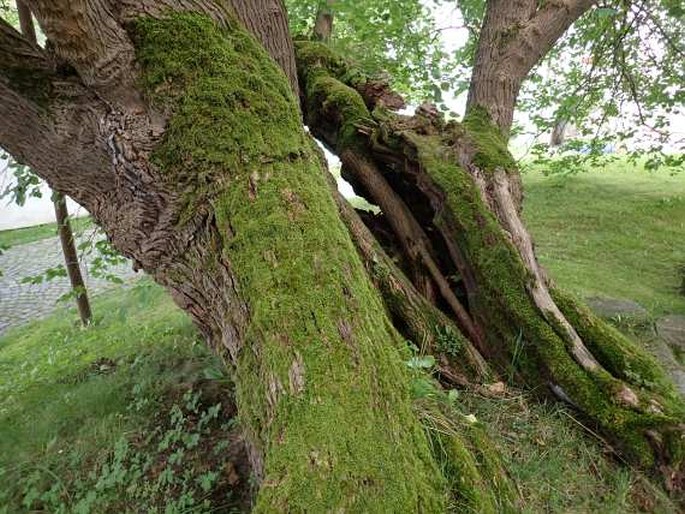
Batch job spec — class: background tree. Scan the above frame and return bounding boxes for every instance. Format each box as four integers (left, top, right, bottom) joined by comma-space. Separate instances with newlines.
0, 0, 683, 510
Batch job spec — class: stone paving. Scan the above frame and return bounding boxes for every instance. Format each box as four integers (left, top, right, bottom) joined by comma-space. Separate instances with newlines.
0, 236, 138, 336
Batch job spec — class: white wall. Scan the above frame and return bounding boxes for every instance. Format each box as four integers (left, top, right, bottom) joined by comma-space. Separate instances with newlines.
0, 155, 86, 230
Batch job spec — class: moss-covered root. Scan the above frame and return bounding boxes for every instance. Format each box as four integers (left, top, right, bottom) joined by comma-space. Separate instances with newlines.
133, 13, 450, 512
406, 132, 685, 487
553, 288, 685, 489
415, 396, 519, 513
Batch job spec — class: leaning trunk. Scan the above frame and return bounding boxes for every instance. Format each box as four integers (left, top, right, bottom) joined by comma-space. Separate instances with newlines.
124, 14, 460, 511
296, 41, 685, 488
53, 193, 92, 325
3, 0, 683, 507
2, 3, 518, 507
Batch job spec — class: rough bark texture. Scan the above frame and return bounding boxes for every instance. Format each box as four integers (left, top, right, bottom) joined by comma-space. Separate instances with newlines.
296, 41, 685, 489
2, 0, 684, 508
323, 166, 491, 384
466, 0, 597, 134
0, 4, 478, 510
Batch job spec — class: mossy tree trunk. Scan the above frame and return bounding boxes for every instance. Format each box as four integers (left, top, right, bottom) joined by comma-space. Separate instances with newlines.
0, 1, 515, 511
1, 0, 683, 509
296, 39, 685, 490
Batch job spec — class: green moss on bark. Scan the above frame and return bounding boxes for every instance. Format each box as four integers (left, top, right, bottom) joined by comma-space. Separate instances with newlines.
132, 13, 448, 512
294, 40, 685, 474
405, 132, 685, 468
416, 396, 519, 513
552, 289, 684, 412
462, 106, 516, 171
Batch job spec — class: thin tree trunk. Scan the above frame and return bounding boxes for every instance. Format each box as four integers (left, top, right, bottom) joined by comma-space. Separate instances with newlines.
313, 0, 335, 42
16, 0, 92, 326
53, 193, 92, 325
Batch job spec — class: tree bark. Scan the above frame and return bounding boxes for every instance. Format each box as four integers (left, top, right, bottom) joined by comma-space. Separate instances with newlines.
2, 0, 684, 507
466, 0, 597, 135
0, 3, 468, 510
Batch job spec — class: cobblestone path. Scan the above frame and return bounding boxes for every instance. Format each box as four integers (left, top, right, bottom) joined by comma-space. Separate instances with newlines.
0, 237, 138, 336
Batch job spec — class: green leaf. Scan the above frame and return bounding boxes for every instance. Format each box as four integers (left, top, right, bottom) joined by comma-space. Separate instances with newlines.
405, 355, 436, 369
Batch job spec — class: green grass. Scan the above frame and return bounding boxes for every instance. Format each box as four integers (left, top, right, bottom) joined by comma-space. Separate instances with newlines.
1, 281, 676, 513
0, 216, 93, 248
0, 280, 244, 512
456, 390, 675, 513
524, 163, 685, 316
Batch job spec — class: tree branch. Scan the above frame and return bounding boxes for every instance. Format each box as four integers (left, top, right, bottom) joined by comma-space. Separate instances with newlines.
0, 16, 52, 101
504, 0, 598, 76
0, 17, 113, 207
465, 0, 596, 134
24, 0, 141, 108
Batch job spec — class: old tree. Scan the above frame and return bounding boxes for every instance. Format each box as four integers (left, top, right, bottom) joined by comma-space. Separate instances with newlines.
1, 0, 684, 510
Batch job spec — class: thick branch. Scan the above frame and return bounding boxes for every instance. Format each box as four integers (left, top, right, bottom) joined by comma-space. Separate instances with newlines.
466, 0, 597, 135
117, 0, 300, 98
0, 16, 53, 103
504, 0, 598, 76
25, 0, 141, 107
0, 18, 116, 220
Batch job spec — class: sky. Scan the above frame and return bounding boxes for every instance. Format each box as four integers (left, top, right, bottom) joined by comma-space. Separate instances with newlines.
0, 158, 85, 230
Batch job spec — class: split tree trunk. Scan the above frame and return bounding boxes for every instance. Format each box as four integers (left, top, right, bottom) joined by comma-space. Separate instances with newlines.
296, 40, 685, 490
1, 3, 501, 510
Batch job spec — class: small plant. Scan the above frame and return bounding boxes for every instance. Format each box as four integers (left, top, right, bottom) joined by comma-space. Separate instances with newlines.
14, 387, 245, 513
507, 331, 525, 385
435, 325, 464, 358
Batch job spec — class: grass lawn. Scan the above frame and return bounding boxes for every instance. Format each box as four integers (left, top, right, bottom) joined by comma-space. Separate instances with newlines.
0, 216, 93, 248
0, 281, 244, 513
524, 163, 685, 316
